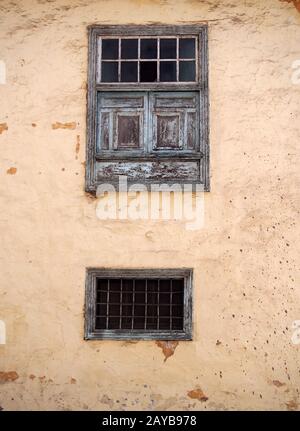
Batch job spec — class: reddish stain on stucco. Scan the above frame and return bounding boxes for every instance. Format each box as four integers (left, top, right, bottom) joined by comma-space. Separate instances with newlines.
187, 387, 208, 402
156, 341, 179, 362
281, 0, 300, 13
0, 371, 19, 383
6, 167, 17, 175
0, 123, 8, 134
52, 121, 76, 130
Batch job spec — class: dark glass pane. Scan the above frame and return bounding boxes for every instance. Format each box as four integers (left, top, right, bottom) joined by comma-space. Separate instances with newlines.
172, 304, 183, 317
123, 279, 133, 292
160, 38, 177, 59
147, 305, 158, 317
121, 39, 138, 59
110, 291, 120, 302
101, 62, 118, 82
96, 304, 107, 316
147, 279, 158, 293
95, 317, 106, 329
179, 61, 196, 81
97, 290, 107, 303
108, 316, 119, 329
160, 293, 170, 304
172, 292, 184, 304
134, 305, 145, 316
160, 279, 171, 293
159, 318, 171, 330
135, 291, 145, 303
159, 305, 170, 317
140, 61, 157, 82
141, 38, 157, 59
102, 39, 119, 59
109, 279, 121, 291
172, 279, 184, 291
172, 318, 183, 330
109, 304, 120, 315
121, 61, 138, 82
122, 304, 133, 316
160, 61, 176, 82
146, 318, 157, 330
135, 279, 146, 292
179, 38, 195, 59
133, 317, 145, 329
121, 317, 132, 329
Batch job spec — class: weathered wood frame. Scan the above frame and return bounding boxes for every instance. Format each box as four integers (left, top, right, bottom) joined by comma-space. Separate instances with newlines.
85, 268, 193, 340
86, 24, 209, 193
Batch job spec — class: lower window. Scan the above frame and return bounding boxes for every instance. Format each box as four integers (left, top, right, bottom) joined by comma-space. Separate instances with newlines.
85, 269, 193, 340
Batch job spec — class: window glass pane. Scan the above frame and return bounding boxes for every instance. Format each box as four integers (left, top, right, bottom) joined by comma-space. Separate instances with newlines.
121, 61, 138, 82
101, 61, 118, 82
160, 38, 177, 59
140, 61, 157, 82
179, 38, 195, 59
121, 39, 138, 59
179, 61, 196, 81
160, 61, 176, 82
102, 39, 119, 60
141, 38, 157, 59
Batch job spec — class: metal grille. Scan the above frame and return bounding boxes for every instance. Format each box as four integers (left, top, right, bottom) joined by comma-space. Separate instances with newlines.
95, 278, 184, 331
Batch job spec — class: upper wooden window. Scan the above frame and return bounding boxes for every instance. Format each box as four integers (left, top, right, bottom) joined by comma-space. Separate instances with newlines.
86, 25, 209, 192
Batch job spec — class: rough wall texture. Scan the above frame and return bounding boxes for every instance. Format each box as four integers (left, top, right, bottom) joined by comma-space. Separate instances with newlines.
0, 0, 300, 411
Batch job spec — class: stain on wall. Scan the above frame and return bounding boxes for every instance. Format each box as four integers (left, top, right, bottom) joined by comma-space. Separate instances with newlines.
52, 122, 77, 130
187, 387, 209, 402
156, 341, 179, 362
6, 167, 17, 175
0, 123, 8, 134
281, 0, 300, 13
0, 371, 19, 383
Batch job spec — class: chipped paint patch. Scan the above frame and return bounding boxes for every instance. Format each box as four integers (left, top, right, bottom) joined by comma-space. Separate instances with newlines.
273, 380, 286, 388
286, 399, 298, 410
75, 135, 80, 159
29, 374, 36, 380
187, 387, 208, 402
0, 371, 19, 383
281, 0, 300, 13
156, 341, 178, 362
70, 378, 77, 384
0, 123, 8, 134
52, 121, 76, 130
6, 167, 17, 175
31, 123, 37, 127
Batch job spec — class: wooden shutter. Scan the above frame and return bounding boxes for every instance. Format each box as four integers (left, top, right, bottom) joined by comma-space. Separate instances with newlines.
149, 92, 199, 152
97, 92, 148, 153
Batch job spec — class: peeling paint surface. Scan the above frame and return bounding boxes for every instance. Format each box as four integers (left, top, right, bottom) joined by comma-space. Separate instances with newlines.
0, 123, 8, 134
156, 341, 179, 362
187, 388, 209, 402
281, 0, 300, 13
0, 0, 300, 411
6, 167, 17, 175
52, 122, 77, 130
0, 371, 19, 383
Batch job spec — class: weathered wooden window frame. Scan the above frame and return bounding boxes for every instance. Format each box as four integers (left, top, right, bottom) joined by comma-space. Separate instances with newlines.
86, 24, 209, 193
85, 268, 193, 340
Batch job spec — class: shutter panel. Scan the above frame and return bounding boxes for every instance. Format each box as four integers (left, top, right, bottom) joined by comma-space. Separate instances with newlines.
97, 92, 147, 152
149, 92, 199, 152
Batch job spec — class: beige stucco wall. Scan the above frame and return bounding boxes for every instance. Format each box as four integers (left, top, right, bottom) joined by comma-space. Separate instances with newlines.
0, 0, 300, 411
